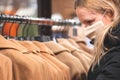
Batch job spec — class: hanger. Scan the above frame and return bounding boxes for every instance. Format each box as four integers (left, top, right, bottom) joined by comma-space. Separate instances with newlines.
72, 26, 78, 36
1, 14, 6, 36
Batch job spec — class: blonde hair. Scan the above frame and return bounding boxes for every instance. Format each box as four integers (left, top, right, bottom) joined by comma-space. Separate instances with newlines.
75, 0, 120, 69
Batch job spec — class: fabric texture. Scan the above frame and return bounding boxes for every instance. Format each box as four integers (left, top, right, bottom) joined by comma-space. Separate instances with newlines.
19, 40, 71, 80
68, 38, 94, 54
0, 35, 42, 80
44, 41, 87, 80
17, 40, 62, 80
57, 38, 91, 72
33, 41, 71, 80
0, 54, 12, 80
88, 46, 120, 80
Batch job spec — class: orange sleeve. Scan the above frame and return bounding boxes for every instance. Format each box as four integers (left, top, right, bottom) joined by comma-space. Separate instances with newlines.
3, 10, 19, 37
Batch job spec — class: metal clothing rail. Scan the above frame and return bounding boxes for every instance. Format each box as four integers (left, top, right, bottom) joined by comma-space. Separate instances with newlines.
0, 14, 81, 26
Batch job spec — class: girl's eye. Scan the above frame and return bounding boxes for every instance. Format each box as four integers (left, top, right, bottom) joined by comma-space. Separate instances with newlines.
84, 19, 95, 26
86, 21, 93, 25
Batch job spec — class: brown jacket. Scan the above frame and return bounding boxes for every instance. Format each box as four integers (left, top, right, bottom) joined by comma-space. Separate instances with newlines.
11, 40, 58, 80
33, 41, 71, 80
57, 38, 91, 72
18, 41, 70, 80
68, 38, 94, 55
44, 41, 87, 80
0, 54, 12, 80
0, 35, 42, 80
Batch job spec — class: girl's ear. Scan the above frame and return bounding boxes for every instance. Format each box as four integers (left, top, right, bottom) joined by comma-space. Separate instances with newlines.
106, 10, 114, 21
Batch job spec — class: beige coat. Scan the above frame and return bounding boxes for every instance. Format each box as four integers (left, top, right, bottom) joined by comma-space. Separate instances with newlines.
0, 35, 42, 80
0, 54, 12, 80
57, 38, 92, 72
44, 41, 87, 80
18, 40, 71, 80
10, 40, 58, 80
33, 41, 71, 80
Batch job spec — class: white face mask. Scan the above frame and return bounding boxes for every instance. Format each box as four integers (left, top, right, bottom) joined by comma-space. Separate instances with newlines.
84, 11, 107, 40
84, 20, 105, 39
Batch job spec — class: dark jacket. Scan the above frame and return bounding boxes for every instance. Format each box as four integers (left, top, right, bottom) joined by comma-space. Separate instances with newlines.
87, 23, 120, 80
87, 46, 120, 80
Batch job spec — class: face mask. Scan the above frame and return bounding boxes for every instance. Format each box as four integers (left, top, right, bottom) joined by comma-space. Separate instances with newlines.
84, 20, 105, 40
84, 11, 107, 40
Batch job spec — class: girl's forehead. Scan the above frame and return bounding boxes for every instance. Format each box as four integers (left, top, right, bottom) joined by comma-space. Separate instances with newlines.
76, 8, 97, 21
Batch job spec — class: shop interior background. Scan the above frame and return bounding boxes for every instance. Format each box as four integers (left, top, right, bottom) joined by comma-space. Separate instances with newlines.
0, 0, 76, 19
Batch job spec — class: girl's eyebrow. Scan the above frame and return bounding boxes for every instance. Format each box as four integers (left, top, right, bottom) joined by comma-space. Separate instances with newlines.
83, 18, 94, 23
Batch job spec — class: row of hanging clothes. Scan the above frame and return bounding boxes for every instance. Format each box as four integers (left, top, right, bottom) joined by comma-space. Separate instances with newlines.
0, 14, 94, 80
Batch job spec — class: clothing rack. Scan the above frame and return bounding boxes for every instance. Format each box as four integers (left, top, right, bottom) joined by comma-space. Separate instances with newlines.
0, 14, 81, 26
